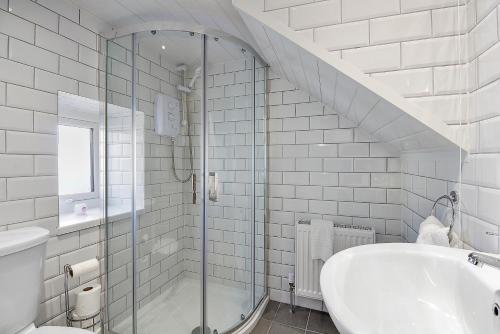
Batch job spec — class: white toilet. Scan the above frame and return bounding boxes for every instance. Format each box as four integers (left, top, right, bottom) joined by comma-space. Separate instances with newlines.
0, 227, 91, 334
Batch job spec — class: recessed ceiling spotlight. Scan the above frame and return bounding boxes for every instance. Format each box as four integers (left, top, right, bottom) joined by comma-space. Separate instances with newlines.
161, 45, 166, 50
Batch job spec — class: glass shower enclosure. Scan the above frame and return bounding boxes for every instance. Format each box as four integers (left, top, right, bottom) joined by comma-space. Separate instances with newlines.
104, 29, 267, 334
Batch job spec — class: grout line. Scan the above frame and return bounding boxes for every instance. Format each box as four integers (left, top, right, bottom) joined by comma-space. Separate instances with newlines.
274, 302, 280, 320
295, 4, 464, 32
0, 7, 98, 46
304, 308, 311, 333
266, 320, 271, 334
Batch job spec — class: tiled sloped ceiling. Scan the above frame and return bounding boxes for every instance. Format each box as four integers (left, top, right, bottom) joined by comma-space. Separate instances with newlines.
233, 0, 468, 154
69, 0, 467, 153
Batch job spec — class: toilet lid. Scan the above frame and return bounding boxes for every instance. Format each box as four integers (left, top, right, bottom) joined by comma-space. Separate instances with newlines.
33, 326, 92, 334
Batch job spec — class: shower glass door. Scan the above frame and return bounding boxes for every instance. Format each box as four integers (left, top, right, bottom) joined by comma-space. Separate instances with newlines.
205, 35, 265, 333
133, 30, 203, 334
105, 29, 267, 334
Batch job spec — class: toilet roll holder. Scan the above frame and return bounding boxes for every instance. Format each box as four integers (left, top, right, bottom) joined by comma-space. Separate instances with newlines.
63, 263, 102, 331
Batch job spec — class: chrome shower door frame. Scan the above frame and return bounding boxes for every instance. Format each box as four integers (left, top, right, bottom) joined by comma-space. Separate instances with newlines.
105, 27, 267, 334
200, 34, 208, 334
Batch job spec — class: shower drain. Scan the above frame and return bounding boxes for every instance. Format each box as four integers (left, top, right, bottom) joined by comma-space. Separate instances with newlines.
191, 326, 211, 334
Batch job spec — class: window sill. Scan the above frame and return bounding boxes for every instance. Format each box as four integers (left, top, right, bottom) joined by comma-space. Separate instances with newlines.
57, 205, 145, 235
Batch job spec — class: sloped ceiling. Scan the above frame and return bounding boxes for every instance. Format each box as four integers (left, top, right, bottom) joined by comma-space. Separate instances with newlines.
232, 0, 467, 153
69, 0, 261, 51
70, 0, 467, 153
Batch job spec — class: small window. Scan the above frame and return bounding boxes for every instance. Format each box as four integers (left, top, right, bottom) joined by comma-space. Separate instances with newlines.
58, 125, 93, 195
58, 118, 99, 201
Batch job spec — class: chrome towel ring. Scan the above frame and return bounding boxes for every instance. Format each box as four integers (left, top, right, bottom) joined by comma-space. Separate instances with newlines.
430, 190, 458, 242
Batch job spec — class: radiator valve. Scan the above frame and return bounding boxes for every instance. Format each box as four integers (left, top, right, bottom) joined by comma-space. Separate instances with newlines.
288, 272, 296, 313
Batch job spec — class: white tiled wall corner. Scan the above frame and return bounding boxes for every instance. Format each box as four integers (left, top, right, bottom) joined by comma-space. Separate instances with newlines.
401, 145, 500, 253
401, 0, 465, 14
262, 0, 500, 306
468, 9, 498, 59
432, 4, 475, 37
434, 63, 476, 94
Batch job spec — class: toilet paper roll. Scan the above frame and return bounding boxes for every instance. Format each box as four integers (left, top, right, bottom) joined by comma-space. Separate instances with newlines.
70, 258, 99, 278
74, 284, 101, 317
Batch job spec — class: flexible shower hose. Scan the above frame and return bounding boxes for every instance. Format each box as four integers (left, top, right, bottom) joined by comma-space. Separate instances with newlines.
171, 83, 193, 184
171, 135, 193, 183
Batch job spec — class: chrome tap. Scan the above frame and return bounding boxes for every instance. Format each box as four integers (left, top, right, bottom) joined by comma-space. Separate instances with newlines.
468, 252, 500, 269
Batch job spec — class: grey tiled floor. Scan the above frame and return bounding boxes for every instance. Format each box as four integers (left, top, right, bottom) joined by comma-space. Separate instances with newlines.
251, 301, 340, 334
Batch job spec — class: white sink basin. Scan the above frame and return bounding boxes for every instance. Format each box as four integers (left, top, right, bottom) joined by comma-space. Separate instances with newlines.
320, 243, 500, 334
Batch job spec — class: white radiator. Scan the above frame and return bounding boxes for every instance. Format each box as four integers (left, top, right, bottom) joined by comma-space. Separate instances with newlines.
295, 221, 375, 300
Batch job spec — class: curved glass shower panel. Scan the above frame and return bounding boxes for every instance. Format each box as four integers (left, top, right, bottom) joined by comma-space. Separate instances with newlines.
105, 28, 267, 334
205, 36, 256, 333
134, 30, 203, 334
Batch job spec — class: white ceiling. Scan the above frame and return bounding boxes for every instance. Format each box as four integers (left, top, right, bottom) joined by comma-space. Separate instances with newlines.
137, 30, 251, 68
67, 0, 467, 153
68, 0, 259, 51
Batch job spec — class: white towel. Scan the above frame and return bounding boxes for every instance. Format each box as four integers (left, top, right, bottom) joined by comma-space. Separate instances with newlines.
310, 219, 334, 262
416, 215, 450, 247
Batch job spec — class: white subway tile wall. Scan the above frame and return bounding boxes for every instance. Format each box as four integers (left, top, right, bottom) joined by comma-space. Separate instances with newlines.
263, 0, 477, 125
0, 2, 109, 326
0, 0, 499, 326
401, 2, 500, 256
105, 37, 269, 327
263, 0, 500, 308
180, 57, 267, 302
265, 70, 401, 306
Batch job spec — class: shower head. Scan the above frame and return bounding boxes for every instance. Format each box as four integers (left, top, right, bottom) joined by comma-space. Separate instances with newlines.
177, 84, 192, 93
175, 65, 200, 93
188, 66, 202, 89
